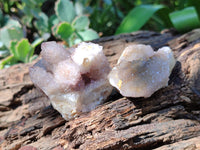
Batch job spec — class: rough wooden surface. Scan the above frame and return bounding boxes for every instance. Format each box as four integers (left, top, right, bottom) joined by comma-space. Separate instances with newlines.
1, 30, 200, 150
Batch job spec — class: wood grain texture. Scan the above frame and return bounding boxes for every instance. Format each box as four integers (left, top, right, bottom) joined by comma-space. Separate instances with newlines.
1, 30, 200, 150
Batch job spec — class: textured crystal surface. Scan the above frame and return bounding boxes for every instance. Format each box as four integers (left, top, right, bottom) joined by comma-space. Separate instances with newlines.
29, 42, 112, 120
108, 44, 176, 98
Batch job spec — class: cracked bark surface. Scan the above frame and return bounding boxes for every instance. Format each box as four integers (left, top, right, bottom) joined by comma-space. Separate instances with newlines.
1, 30, 200, 150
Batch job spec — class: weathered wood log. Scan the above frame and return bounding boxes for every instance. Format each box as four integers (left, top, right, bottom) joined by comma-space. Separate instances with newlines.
1, 30, 200, 150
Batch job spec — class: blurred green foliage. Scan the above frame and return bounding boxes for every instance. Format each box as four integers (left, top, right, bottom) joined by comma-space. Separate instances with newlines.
0, 0, 99, 68
0, 0, 200, 69
53, 0, 99, 47
116, 0, 200, 34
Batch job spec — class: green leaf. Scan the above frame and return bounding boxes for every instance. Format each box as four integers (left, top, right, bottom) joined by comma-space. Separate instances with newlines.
27, 48, 34, 62
1, 14, 21, 28
56, 22, 74, 41
72, 15, 90, 31
4, 17, 22, 28
51, 24, 58, 37
31, 38, 44, 49
22, 4, 32, 16
75, 1, 84, 16
22, 0, 39, 17
77, 29, 99, 41
55, 0, 76, 23
67, 33, 81, 46
67, 33, 76, 47
10, 41, 18, 57
34, 12, 49, 35
115, 5, 168, 34
31, 8, 41, 19
0, 43, 9, 58
0, 27, 24, 48
22, 0, 34, 7
34, 13, 51, 40
21, 0, 46, 18
0, 55, 17, 69
169, 7, 200, 32
21, 16, 33, 27
49, 15, 60, 28
74, 38, 82, 45
29, 55, 38, 62
15, 39, 32, 62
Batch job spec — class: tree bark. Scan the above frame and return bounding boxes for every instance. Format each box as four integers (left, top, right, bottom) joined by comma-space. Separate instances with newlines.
1, 29, 200, 150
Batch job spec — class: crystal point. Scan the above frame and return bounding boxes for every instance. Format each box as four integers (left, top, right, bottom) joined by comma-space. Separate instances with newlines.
108, 44, 176, 98
30, 42, 112, 120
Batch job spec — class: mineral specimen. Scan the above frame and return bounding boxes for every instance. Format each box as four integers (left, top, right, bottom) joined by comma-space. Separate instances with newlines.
108, 44, 176, 98
29, 42, 112, 120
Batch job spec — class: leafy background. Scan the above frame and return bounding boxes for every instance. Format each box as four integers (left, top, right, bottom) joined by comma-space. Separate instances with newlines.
0, 0, 200, 69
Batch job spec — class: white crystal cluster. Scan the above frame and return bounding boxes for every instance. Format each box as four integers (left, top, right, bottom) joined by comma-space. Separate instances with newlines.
108, 44, 176, 98
29, 42, 112, 120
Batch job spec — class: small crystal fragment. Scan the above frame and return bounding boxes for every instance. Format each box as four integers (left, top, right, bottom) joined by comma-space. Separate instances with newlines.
108, 44, 176, 98
29, 42, 112, 120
